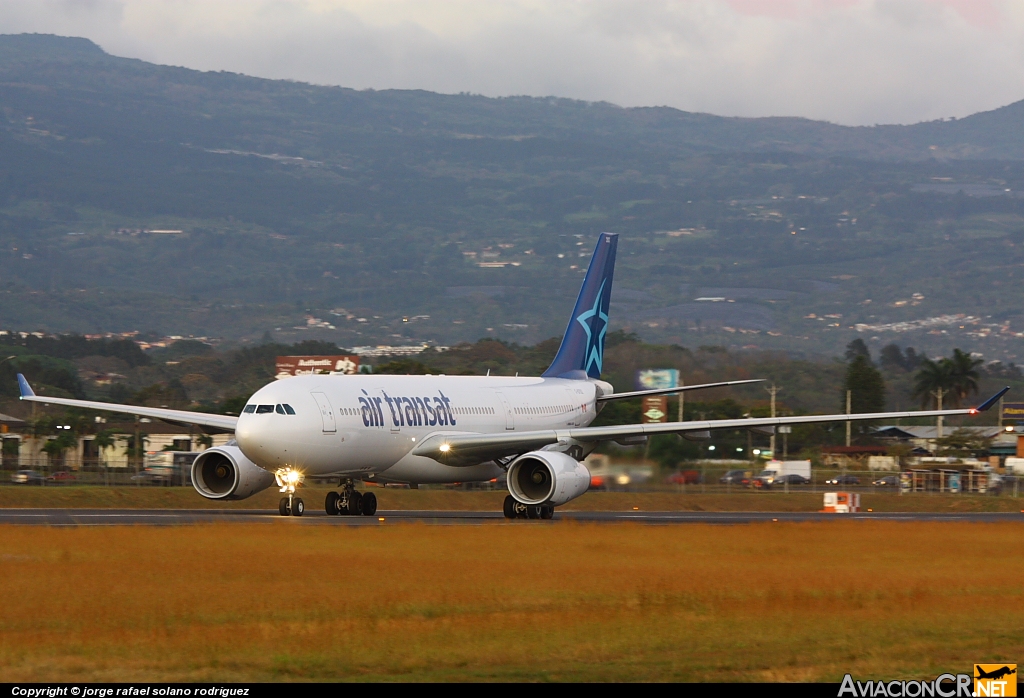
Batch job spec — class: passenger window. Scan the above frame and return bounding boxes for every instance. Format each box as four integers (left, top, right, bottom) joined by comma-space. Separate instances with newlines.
256, 405, 275, 414
242, 405, 256, 414
283, 404, 296, 415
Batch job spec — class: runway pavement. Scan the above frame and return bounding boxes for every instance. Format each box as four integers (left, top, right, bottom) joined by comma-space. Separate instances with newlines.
2, 508, 1024, 525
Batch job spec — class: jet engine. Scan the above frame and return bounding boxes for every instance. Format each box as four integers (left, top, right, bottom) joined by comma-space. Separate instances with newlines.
507, 451, 591, 506
191, 444, 276, 500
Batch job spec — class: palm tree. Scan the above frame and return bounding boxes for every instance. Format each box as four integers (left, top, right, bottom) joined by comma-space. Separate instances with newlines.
912, 358, 952, 408
945, 348, 982, 407
92, 429, 117, 468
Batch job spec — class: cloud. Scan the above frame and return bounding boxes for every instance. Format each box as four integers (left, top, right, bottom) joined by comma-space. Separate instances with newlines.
0, 0, 1022, 125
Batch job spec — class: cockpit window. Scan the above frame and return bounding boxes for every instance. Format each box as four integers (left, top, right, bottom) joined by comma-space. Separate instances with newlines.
282, 404, 296, 415
255, 405, 275, 414
275, 404, 286, 414
242, 405, 256, 414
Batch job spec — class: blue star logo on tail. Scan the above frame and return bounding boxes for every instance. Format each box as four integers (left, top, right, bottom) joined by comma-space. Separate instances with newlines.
575, 280, 609, 376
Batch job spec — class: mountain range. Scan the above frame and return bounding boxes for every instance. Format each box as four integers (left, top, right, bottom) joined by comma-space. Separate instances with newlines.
2, 33, 1024, 363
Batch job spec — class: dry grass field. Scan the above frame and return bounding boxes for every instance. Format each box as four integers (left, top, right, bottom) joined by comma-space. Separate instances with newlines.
0, 521, 1021, 682
1, 484, 1023, 512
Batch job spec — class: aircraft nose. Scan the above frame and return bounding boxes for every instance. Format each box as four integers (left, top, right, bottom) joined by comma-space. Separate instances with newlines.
234, 412, 305, 468
234, 417, 257, 457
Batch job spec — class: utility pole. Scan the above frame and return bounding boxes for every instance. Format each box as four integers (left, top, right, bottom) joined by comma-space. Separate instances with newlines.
677, 378, 684, 422
931, 388, 947, 441
134, 415, 141, 477
846, 389, 852, 447
765, 384, 780, 457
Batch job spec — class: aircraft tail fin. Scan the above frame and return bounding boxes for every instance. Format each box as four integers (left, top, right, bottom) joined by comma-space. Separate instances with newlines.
542, 233, 618, 379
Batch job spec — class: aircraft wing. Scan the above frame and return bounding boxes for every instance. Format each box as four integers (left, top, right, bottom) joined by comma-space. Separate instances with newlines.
595, 379, 764, 402
412, 386, 1009, 466
17, 374, 238, 432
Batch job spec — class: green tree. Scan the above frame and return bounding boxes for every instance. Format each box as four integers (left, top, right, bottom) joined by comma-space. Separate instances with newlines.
374, 359, 433, 374
842, 355, 885, 415
844, 339, 871, 362
933, 428, 991, 457
945, 348, 982, 407
92, 429, 116, 467
41, 431, 77, 469
912, 358, 953, 408
120, 433, 150, 463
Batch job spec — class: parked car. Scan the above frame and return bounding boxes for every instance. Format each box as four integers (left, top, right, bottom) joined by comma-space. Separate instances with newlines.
719, 469, 749, 485
10, 470, 44, 485
666, 470, 701, 485
873, 475, 899, 487
825, 474, 860, 485
46, 471, 76, 484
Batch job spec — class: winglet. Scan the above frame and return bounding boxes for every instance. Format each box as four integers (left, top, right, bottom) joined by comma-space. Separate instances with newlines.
974, 386, 1009, 413
16, 370, 34, 397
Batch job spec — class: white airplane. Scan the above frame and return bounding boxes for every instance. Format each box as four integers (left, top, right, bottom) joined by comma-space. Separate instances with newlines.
16, 233, 1008, 519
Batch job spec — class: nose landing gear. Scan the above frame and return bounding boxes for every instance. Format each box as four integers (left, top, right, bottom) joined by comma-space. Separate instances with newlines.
503, 494, 553, 520
275, 467, 305, 517
326, 478, 378, 516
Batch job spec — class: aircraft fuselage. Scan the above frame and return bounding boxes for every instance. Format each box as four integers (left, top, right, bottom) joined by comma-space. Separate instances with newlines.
234, 374, 603, 484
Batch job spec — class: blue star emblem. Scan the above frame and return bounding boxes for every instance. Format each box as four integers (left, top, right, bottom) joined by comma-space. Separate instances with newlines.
575, 280, 609, 375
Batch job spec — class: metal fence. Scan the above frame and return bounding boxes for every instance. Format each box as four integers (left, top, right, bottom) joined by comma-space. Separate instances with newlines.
2, 462, 1020, 497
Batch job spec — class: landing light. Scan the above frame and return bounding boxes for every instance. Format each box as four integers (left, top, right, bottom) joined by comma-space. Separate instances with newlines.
1007, 426, 1015, 432
275, 467, 304, 495
439, 443, 451, 453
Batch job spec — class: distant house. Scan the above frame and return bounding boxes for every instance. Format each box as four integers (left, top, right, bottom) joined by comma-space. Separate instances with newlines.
873, 425, 1007, 459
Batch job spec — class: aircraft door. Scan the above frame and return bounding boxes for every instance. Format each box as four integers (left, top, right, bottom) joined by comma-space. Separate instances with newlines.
495, 392, 515, 430
565, 389, 582, 427
311, 392, 337, 433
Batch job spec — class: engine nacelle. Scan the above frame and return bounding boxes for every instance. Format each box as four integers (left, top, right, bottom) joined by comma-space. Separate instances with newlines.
507, 451, 591, 507
191, 445, 276, 500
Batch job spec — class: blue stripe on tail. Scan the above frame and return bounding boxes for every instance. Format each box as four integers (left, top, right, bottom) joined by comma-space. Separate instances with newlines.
542, 233, 618, 379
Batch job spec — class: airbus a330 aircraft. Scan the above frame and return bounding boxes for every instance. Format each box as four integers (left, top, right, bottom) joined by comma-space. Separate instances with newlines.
16, 233, 1008, 519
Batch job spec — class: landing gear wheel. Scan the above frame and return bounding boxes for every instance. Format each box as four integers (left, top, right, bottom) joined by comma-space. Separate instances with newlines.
361, 491, 377, 516
349, 490, 364, 516
293, 498, 304, 517
527, 505, 542, 520
540, 506, 554, 520
503, 494, 516, 519
325, 491, 339, 516
279, 497, 291, 516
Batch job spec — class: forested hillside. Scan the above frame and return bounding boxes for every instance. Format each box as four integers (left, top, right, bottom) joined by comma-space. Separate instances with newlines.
2, 34, 1024, 364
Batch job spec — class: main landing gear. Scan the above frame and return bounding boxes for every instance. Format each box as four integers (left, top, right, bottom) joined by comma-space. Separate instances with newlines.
326, 478, 378, 516
503, 494, 553, 520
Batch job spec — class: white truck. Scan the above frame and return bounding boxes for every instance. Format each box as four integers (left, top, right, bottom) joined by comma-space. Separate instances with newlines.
754, 460, 812, 488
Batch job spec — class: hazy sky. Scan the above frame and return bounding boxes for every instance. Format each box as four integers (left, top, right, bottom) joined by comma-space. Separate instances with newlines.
1, 0, 1022, 125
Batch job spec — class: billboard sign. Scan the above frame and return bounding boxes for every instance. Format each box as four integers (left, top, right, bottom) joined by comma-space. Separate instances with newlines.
642, 396, 669, 423
275, 355, 360, 379
635, 369, 679, 392
1002, 402, 1024, 423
